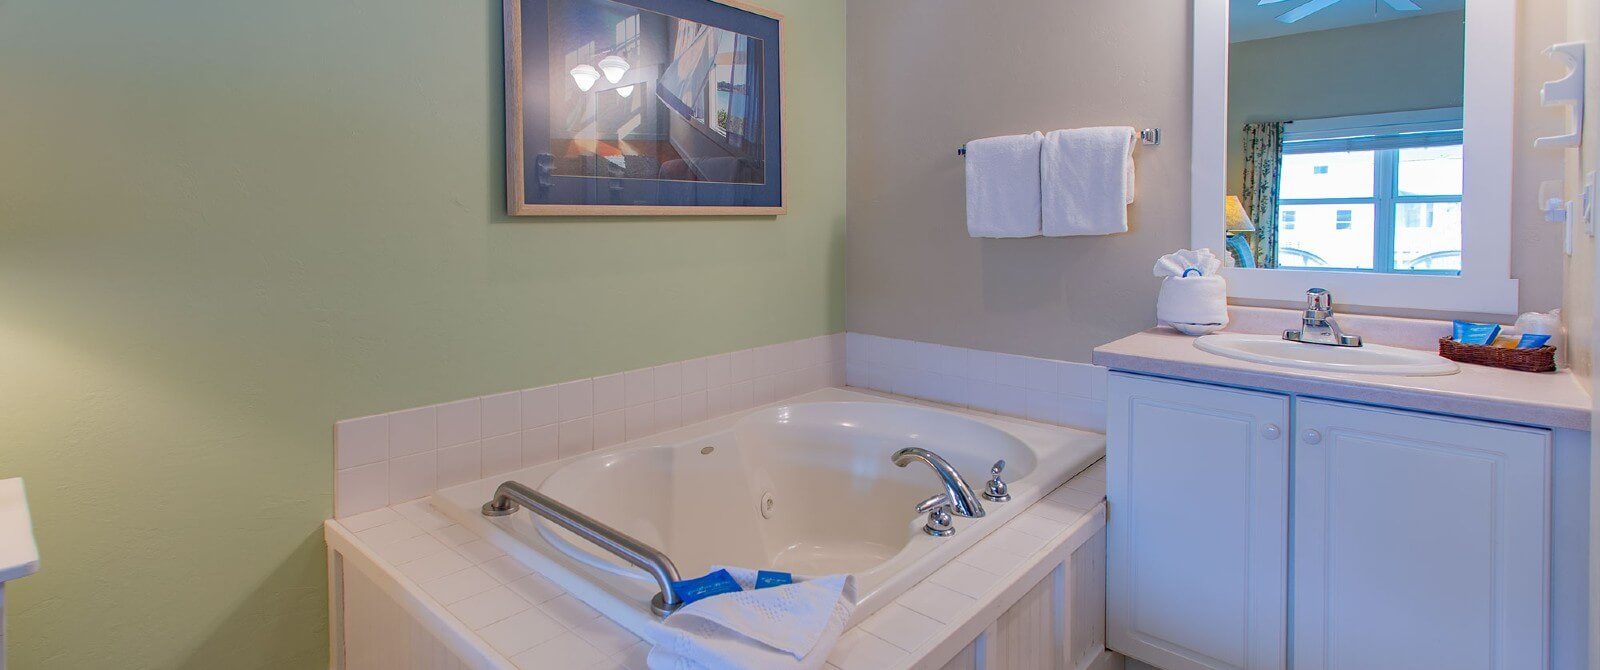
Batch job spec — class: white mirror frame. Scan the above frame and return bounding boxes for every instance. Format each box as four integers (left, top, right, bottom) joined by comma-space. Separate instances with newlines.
1192, 0, 1520, 315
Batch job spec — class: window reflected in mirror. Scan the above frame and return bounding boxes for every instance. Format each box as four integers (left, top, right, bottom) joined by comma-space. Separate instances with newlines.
1225, 0, 1464, 274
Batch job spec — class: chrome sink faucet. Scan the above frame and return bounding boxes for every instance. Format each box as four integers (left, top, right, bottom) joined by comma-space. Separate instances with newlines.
1283, 288, 1362, 347
893, 447, 986, 537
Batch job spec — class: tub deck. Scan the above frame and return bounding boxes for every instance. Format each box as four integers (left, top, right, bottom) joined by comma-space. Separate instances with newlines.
326, 458, 1108, 669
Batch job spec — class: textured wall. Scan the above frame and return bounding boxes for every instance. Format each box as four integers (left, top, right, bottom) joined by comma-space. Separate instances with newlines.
1562, 0, 1599, 391
0, 0, 846, 666
846, 0, 1569, 362
845, 0, 1193, 362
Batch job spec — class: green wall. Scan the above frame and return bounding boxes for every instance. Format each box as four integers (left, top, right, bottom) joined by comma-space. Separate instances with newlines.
0, 0, 846, 666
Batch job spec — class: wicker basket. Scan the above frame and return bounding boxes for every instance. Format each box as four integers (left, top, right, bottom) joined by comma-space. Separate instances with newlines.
1437, 337, 1557, 373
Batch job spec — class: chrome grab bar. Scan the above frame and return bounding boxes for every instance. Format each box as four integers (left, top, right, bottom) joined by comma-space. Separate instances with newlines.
481, 480, 683, 617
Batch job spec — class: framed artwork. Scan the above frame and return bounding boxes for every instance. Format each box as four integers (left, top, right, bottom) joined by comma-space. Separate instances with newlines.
503, 0, 784, 216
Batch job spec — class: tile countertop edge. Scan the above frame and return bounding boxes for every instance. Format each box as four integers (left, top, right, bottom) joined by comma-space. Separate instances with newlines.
0, 478, 40, 583
325, 520, 519, 670
1094, 329, 1592, 431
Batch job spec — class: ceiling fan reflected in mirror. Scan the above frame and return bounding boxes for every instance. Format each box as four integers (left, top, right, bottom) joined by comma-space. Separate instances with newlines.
1258, 0, 1422, 24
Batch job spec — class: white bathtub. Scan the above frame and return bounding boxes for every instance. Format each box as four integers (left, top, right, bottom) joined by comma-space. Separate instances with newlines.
433, 387, 1104, 637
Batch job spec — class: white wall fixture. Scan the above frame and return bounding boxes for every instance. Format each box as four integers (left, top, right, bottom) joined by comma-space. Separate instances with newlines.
1535, 41, 1586, 149
1539, 180, 1575, 256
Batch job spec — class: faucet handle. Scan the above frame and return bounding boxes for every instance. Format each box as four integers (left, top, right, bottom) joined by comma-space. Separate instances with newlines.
983, 460, 1012, 502
915, 492, 950, 514
915, 493, 955, 537
1306, 288, 1332, 313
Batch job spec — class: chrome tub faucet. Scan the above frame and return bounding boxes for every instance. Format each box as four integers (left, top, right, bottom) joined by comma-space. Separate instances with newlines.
893, 447, 986, 536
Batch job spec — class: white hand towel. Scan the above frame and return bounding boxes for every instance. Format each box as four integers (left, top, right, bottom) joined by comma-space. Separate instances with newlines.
1042, 127, 1136, 236
1152, 249, 1223, 278
647, 568, 858, 670
1156, 275, 1229, 327
965, 132, 1044, 238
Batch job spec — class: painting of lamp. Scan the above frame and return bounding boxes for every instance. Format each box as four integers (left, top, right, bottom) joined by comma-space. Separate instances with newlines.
597, 55, 630, 84
569, 64, 600, 92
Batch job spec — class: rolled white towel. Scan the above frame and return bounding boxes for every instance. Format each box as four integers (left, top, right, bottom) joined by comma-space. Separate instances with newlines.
1156, 275, 1229, 327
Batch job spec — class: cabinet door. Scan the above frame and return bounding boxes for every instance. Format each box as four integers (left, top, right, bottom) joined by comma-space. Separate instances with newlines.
1293, 399, 1550, 670
1107, 373, 1289, 670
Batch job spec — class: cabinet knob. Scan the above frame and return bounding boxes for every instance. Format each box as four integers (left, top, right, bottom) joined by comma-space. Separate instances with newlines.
1260, 423, 1281, 440
1303, 429, 1323, 445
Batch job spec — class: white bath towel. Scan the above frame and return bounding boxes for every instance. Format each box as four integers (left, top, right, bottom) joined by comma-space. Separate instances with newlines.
647, 568, 858, 670
965, 132, 1044, 238
1156, 275, 1229, 327
1042, 127, 1136, 236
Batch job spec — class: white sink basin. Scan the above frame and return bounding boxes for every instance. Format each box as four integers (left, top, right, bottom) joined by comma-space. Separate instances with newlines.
1194, 333, 1459, 376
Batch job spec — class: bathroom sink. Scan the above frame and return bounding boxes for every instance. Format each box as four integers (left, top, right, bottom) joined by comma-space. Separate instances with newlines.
1194, 333, 1459, 376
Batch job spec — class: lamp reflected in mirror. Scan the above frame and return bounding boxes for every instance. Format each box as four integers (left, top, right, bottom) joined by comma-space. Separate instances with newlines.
1224, 195, 1257, 268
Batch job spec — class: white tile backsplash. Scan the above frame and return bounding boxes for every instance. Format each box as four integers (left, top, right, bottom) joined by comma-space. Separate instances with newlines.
334, 333, 848, 517
435, 399, 481, 448
332, 331, 1095, 519
843, 333, 1108, 433
480, 391, 520, 438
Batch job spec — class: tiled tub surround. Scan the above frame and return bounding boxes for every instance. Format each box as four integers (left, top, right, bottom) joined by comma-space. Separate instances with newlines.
326, 462, 1112, 670
427, 387, 1104, 635
844, 334, 1110, 431
334, 334, 847, 518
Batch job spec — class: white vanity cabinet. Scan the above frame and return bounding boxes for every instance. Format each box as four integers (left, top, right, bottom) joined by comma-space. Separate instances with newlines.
1106, 373, 1289, 670
1292, 398, 1549, 670
1106, 372, 1551, 670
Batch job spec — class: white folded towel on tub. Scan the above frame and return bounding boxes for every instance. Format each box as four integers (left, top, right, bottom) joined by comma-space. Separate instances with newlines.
1042, 127, 1136, 236
648, 568, 858, 670
965, 132, 1044, 238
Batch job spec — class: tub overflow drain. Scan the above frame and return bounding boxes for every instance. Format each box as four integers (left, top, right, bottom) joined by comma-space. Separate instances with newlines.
760, 492, 775, 519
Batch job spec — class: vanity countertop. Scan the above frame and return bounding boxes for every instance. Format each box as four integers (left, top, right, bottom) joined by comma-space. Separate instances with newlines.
1094, 328, 1593, 431
0, 478, 40, 582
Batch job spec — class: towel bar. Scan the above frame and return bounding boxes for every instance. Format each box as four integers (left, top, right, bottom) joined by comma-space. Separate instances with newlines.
958, 128, 1160, 156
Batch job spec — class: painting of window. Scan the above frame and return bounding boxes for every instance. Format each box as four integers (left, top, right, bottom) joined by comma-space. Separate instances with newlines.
505, 0, 783, 215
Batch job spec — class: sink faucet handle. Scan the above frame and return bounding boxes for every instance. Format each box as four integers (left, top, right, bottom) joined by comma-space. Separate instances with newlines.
915, 493, 956, 537
1306, 288, 1332, 313
983, 460, 1012, 502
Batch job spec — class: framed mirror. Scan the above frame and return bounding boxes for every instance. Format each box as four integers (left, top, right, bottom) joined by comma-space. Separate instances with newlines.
1192, 0, 1518, 314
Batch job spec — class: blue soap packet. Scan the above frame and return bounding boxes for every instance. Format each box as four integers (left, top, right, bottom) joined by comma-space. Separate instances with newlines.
671, 569, 743, 604
755, 570, 794, 589
1452, 320, 1501, 346
1518, 333, 1552, 349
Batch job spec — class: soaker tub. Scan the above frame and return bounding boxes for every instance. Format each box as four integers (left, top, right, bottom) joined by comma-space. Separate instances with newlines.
433, 387, 1104, 637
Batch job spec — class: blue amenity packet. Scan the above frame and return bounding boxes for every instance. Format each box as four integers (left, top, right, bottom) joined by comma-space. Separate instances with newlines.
671, 569, 743, 604
1452, 320, 1501, 345
1518, 333, 1552, 349
755, 570, 794, 589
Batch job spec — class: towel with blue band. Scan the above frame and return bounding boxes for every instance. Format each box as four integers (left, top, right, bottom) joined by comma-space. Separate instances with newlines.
649, 567, 857, 670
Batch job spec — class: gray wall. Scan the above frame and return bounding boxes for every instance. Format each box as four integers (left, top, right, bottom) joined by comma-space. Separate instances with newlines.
1226, 11, 1466, 197
846, 0, 1568, 363
845, 0, 1193, 362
